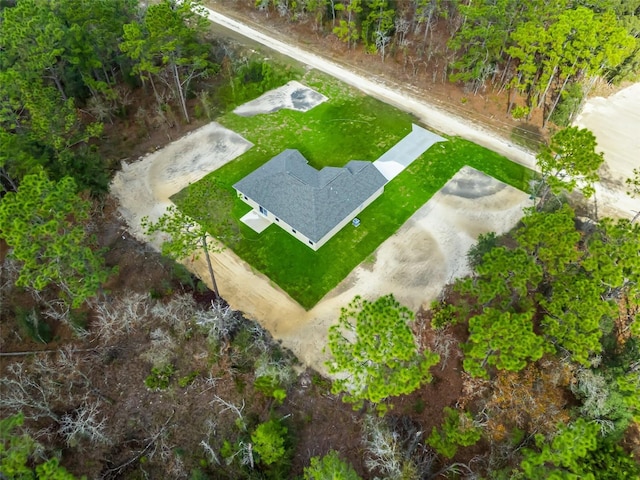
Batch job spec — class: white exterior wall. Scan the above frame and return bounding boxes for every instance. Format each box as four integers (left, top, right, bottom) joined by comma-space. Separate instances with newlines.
236, 186, 384, 251
314, 186, 384, 250
236, 190, 317, 248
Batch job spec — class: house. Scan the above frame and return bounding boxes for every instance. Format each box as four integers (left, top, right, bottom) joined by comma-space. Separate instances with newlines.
233, 150, 387, 250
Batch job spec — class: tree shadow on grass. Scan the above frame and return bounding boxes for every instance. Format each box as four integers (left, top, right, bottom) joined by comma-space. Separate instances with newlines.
510, 123, 544, 153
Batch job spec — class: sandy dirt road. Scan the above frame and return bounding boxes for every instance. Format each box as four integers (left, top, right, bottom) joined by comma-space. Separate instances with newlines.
202, 6, 639, 220
200, 7, 537, 171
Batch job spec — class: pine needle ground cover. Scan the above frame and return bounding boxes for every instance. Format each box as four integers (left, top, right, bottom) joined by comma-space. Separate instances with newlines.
174, 70, 534, 309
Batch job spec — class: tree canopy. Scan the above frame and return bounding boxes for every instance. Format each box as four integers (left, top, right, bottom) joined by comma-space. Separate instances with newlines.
0, 170, 110, 308
327, 294, 439, 413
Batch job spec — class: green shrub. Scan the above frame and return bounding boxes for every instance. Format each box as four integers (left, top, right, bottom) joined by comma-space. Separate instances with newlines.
427, 407, 482, 459
429, 301, 459, 330
304, 450, 362, 480
467, 231, 498, 269
144, 364, 176, 390
251, 419, 288, 466
255, 375, 287, 404
511, 105, 530, 120
15, 307, 52, 343
178, 371, 199, 388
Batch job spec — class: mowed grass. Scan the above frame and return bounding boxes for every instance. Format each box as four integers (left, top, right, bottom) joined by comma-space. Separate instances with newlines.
174, 70, 534, 309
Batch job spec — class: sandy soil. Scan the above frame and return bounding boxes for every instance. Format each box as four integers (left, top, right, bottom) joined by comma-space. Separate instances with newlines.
233, 80, 328, 116
111, 119, 529, 374
574, 82, 640, 220
111, 122, 253, 238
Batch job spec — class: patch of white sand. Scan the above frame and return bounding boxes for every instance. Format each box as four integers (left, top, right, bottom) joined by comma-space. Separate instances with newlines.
233, 80, 328, 117
575, 82, 640, 219
111, 122, 253, 241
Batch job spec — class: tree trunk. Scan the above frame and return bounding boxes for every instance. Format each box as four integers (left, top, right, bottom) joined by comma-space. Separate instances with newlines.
544, 74, 571, 127
201, 235, 219, 298
172, 62, 190, 123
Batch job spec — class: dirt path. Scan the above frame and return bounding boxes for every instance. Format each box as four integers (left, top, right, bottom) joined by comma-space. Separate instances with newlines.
200, 7, 537, 172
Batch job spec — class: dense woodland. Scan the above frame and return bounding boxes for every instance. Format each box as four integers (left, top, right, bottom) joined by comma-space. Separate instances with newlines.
235, 0, 640, 126
1, 0, 639, 478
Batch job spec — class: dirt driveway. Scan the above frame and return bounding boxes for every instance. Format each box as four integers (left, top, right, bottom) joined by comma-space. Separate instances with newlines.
112, 120, 529, 373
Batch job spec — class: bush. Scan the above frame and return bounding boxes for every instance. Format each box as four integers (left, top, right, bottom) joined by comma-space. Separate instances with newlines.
251, 419, 288, 466
427, 407, 482, 459
178, 371, 199, 388
429, 301, 459, 330
467, 231, 498, 269
304, 450, 362, 480
15, 307, 52, 343
144, 364, 176, 390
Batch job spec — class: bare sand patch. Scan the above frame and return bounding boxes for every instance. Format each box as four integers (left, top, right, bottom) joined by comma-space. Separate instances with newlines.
111, 122, 253, 240
233, 80, 328, 116
575, 82, 640, 220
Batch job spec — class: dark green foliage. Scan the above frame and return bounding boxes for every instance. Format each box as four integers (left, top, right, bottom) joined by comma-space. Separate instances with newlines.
144, 364, 176, 390
216, 60, 297, 111
519, 419, 600, 479
0, 0, 136, 194
549, 82, 584, 127
582, 438, 640, 480
0, 171, 111, 307
467, 231, 498, 269
15, 308, 52, 344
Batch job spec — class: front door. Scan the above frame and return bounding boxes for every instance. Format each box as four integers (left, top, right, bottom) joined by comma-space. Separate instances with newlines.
259, 205, 267, 216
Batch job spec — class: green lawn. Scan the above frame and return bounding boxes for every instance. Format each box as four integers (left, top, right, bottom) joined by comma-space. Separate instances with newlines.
174, 70, 535, 309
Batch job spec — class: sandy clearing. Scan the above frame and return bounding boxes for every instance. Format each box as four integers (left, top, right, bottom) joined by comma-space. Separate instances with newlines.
111, 117, 529, 373
111, 10, 639, 374
233, 80, 328, 116
111, 122, 253, 240
574, 83, 640, 220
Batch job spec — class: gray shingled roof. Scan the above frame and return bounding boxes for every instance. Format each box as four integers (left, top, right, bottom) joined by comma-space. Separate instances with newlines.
233, 150, 387, 243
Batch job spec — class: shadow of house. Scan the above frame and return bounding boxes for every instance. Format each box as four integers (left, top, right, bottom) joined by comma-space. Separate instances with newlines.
234, 150, 386, 250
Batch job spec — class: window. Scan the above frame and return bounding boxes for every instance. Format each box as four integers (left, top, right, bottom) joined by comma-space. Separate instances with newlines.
292, 229, 296, 234
275, 217, 280, 222
308, 240, 314, 245
244, 195, 248, 200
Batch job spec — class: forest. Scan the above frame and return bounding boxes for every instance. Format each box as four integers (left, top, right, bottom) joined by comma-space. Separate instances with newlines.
1, 0, 639, 479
